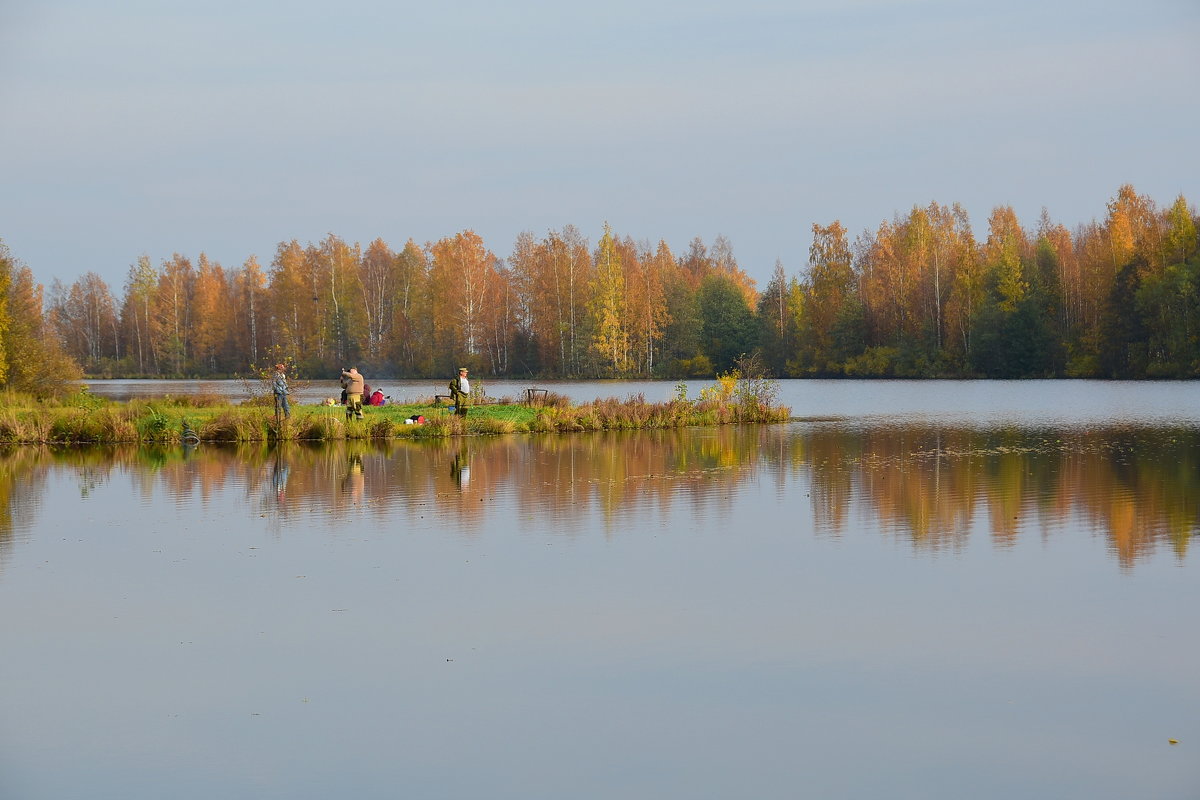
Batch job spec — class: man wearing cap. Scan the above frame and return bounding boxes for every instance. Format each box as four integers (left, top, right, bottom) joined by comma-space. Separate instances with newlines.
341, 367, 366, 421
448, 367, 471, 417
272, 362, 291, 420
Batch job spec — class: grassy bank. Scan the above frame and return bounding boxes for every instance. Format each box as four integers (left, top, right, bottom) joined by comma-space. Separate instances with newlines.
0, 385, 791, 445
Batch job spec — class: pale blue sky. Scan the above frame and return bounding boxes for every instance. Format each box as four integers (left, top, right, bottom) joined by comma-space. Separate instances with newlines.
2, 0, 1197, 291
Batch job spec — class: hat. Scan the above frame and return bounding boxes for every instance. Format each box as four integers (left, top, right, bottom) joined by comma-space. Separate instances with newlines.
458, 367, 468, 372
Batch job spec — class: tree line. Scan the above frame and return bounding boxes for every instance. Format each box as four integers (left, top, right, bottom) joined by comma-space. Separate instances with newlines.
4, 184, 1198, 385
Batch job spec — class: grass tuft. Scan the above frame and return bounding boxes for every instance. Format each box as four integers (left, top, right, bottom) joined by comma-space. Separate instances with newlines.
472, 416, 516, 435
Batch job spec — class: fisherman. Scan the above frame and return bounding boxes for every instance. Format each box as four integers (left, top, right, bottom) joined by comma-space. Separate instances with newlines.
448, 367, 471, 417
272, 362, 291, 420
341, 367, 365, 420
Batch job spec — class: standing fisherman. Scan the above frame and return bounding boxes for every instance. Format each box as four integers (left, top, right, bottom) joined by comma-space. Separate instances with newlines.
448, 367, 471, 417
341, 367, 365, 421
272, 362, 291, 421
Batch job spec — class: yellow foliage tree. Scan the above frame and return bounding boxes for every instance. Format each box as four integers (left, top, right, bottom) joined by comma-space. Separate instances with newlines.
588, 223, 628, 374
984, 206, 1029, 312
429, 230, 498, 370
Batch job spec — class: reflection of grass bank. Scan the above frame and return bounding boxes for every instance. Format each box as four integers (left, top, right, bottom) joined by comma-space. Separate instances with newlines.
0, 387, 790, 444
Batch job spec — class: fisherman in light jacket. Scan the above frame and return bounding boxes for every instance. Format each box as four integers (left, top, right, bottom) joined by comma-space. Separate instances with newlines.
341, 367, 365, 421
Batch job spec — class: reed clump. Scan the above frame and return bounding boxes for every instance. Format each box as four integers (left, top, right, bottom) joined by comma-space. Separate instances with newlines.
0, 411, 22, 443
413, 414, 463, 438
200, 411, 268, 441
532, 406, 580, 432
49, 410, 100, 443
540, 391, 572, 409
86, 407, 140, 442
343, 419, 373, 440
294, 413, 340, 441
369, 418, 396, 438
592, 394, 656, 429
473, 416, 516, 435
526, 412, 556, 434
519, 374, 790, 433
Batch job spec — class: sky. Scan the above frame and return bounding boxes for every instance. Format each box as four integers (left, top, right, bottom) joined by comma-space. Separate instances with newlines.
2, 0, 1198, 293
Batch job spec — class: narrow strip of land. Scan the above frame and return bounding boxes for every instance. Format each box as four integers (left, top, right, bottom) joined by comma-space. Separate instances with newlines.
0, 390, 791, 444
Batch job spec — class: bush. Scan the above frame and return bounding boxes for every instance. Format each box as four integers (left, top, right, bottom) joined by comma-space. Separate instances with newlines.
65, 387, 109, 412
1066, 353, 1102, 378
728, 354, 783, 414
676, 355, 714, 377
136, 405, 174, 441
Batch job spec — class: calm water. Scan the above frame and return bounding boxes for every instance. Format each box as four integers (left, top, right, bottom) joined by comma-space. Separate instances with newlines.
3, 382, 1198, 799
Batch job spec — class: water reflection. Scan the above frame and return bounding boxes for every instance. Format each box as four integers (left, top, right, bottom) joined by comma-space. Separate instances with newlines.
0, 424, 1196, 570
803, 425, 1200, 566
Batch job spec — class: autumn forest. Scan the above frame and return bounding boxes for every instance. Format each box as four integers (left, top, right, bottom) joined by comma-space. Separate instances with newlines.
2, 184, 1197, 389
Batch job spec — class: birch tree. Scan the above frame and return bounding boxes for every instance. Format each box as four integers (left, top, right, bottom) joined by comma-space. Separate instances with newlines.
429, 230, 496, 369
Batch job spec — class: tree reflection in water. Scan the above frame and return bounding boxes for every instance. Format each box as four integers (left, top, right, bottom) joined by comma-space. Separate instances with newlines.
0, 424, 1195, 569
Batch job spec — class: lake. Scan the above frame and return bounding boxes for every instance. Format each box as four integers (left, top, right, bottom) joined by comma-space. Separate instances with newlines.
2, 380, 1197, 799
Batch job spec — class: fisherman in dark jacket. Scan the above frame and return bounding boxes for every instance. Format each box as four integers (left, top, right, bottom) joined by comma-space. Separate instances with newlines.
448, 367, 471, 417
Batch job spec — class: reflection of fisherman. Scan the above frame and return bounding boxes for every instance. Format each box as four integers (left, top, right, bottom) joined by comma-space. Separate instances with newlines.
342, 453, 365, 503
341, 367, 365, 421
451, 445, 471, 490
448, 367, 471, 417
272, 362, 291, 420
271, 451, 290, 502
